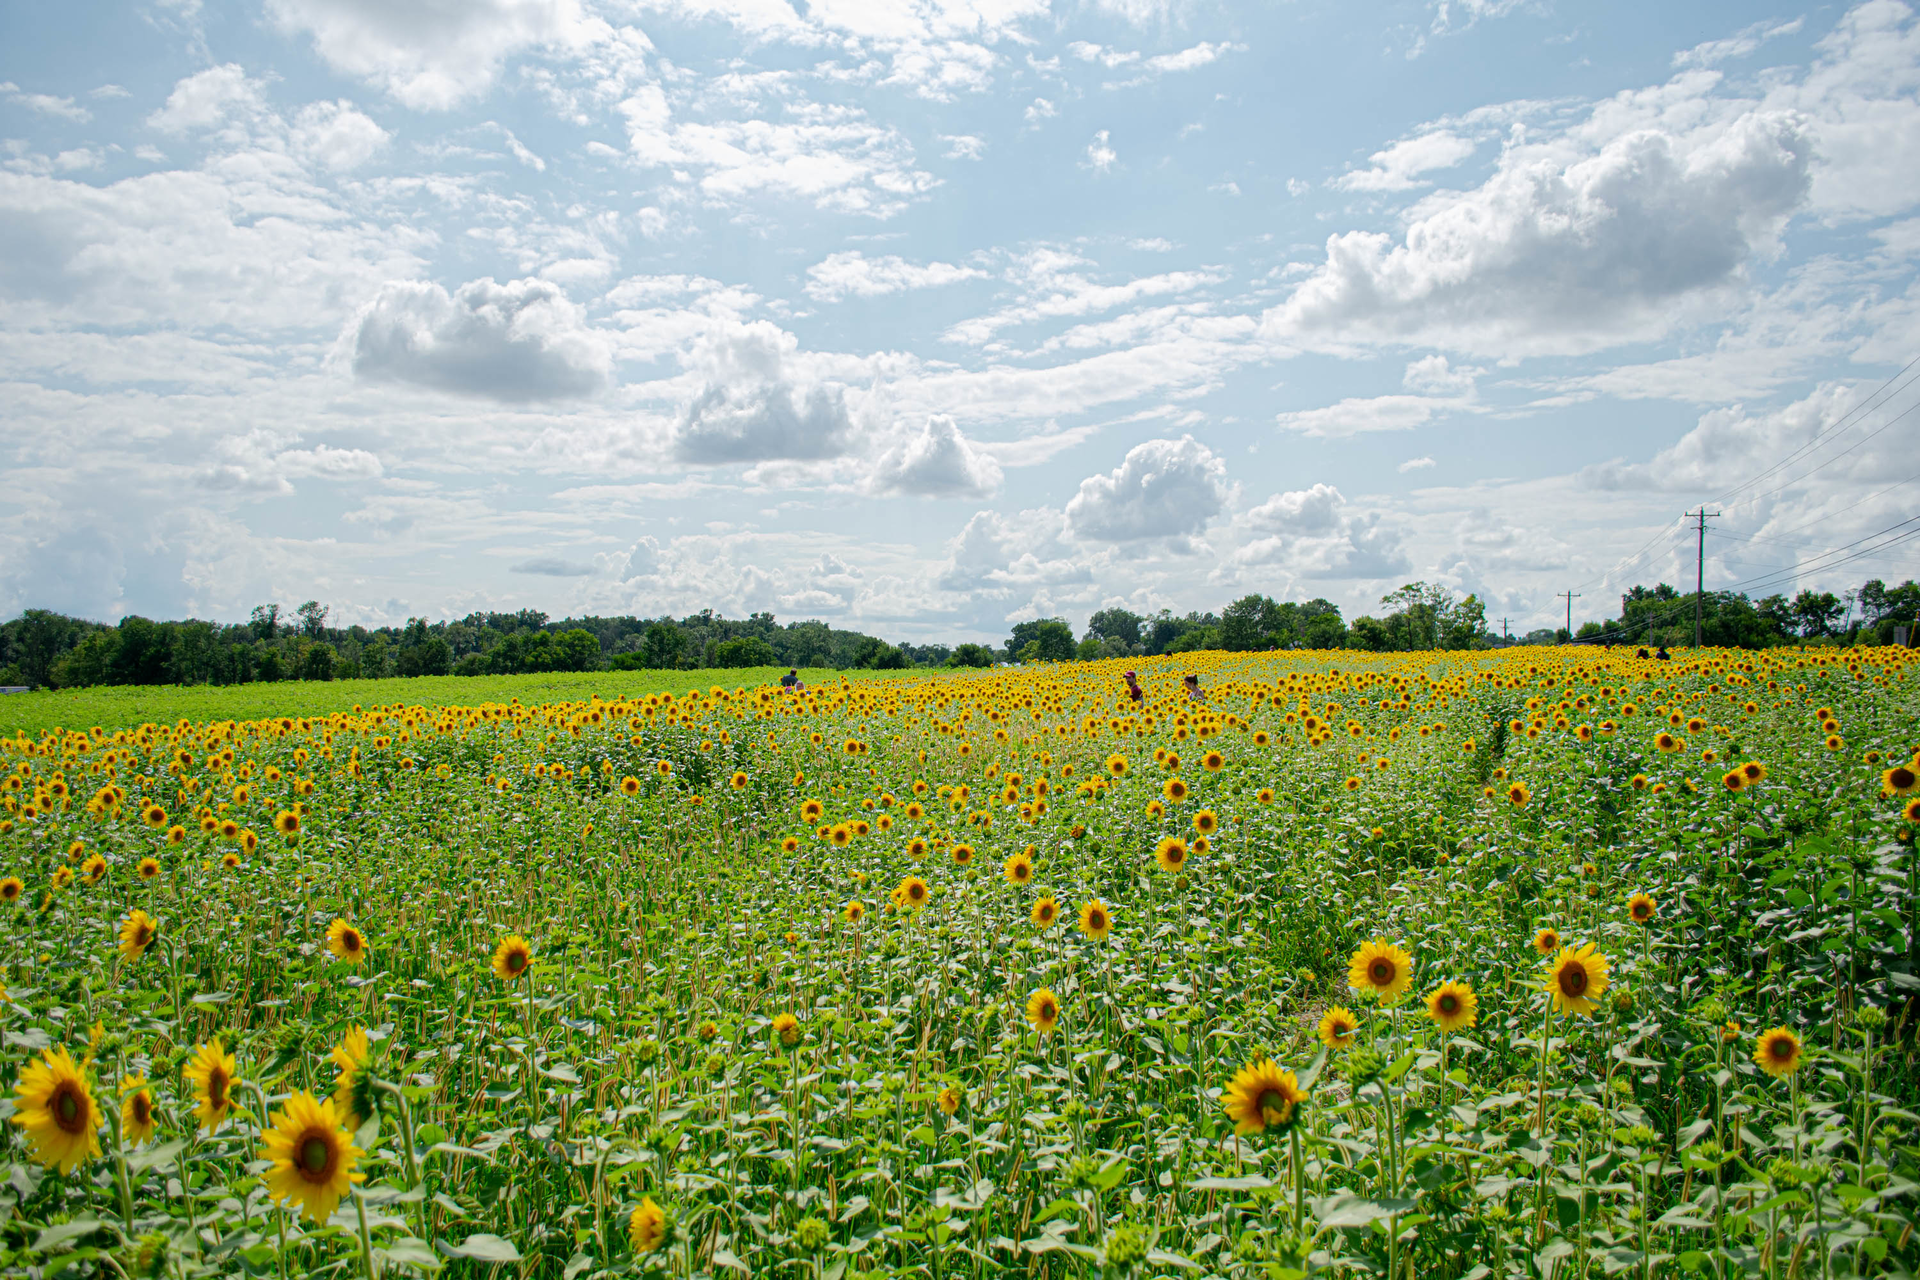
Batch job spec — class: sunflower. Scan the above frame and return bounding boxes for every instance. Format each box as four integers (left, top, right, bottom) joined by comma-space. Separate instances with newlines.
1825, 734, 1844, 752
329, 1026, 374, 1128
120, 1075, 156, 1146
829, 824, 852, 848
117, 909, 157, 962
1318, 1006, 1359, 1051
1742, 760, 1766, 784
326, 919, 367, 965
491, 935, 533, 981
1079, 899, 1113, 941
1542, 943, 1610, 1017
1425, 981, 1477, 1033
183, 1040, 238, 1133
899, 876, 930, 909
1630, 773, 1649, 790
1222, 1058, 1307, 1135
1106, 754, 1128, 777
0, 876, 22, 903
1532, 927, 1561, 956
1154, 837, 1189, 873
1627, 892, 1656, 924
1906, 798, 1920, 823
80, 854, 107, 885
835, 899, 863, 925
629, 1197, 668, 1253
1255, 787, 1274, 804
1031, 896, 1060, 928
1721, 769, 1746, 792
771, 1013, 801, 1047
1163, 777, 1188, 803
1026, 988, 1060, 1036
729, 771, 748, 790
1885, 765, 1920, 796
136, 857, 161, 881
1507, 783, 1530, 808
1347, 939, 1413, 1004
142, 804, 166, 828
1654, 732, 1680, 753
951, 843, 974, 866
259, 1091, 364, 1222
1754, 1026, 1803, 1078
1003, 853, 1034, 885
1202, 750, 1225, 772
220, 852, 242, 869
11, 1047, 101, 1172
1192, 809, 1218, 835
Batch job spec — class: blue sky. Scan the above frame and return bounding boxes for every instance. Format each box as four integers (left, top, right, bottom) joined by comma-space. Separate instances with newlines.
3, 0, 1917, 642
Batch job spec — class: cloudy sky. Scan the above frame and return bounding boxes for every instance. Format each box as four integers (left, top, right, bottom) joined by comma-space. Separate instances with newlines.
3, 0, 1918, 642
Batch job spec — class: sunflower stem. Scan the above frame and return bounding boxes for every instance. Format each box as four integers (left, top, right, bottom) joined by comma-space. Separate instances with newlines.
354, 1186, 379, 1280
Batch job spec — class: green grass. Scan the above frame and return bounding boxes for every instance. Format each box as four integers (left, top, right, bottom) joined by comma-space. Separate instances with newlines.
1, 665, 920, 736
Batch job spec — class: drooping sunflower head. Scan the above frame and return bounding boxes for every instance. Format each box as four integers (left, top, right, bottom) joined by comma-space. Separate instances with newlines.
629, 1197, 669, 1254
491, 935, 533, 982
1026, 988, 1060, 1036
260, 1091, 364, 1222
1754, 1026, 1803, 1078
1627, 892, 1656, 924
1222, 1058, 1307, 1136
1347, 939, 1414, 1004
1425, 981, 1478, 1034
771, 1013, 801, 1048
1079, 899, 1113, 940
117, 909, 157, 961
1542, 943, 1610, 1017
1317, 1006, 1359, 1051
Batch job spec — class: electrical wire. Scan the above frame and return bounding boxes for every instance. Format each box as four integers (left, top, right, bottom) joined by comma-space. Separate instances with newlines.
1711, 354, 1920, 505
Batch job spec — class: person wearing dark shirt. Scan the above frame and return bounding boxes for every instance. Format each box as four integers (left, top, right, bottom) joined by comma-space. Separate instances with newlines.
1123, 670, 1145, 704
780, 669, 800, 690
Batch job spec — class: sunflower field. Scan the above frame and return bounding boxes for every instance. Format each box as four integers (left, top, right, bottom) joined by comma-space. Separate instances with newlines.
0, 645, 1917, 1280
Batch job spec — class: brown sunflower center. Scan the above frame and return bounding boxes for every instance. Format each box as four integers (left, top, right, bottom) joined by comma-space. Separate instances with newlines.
1257, 1089, 1292, 1120
1090, 911, 1107, 929
1558, 965, 1588, 997
53, 1086, 83, 1133
1438, 994, 1459, 1015
131, 1094, 151, 1124
1769, 1038, 1794, 1060
300, 1134, 334, 1177
1369, 959, 1396, 985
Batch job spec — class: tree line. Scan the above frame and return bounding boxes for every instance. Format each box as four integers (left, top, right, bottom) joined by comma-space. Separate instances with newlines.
3, 574, 1910, 690
0, 605, 934, 691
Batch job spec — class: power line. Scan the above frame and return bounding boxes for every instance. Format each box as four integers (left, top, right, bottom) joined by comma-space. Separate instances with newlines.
1711, 355, 1920, 506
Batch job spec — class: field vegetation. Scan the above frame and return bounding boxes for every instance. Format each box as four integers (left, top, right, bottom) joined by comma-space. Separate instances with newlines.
0, 645, 1915, 1279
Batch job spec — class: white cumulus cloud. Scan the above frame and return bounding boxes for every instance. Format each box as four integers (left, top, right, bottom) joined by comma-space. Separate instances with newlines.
1064, 434, 1228, 546
803, 250, 985, 302
348, 276, 613, 401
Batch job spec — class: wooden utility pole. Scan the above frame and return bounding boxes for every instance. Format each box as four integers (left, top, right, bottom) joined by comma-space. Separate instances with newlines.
1558, 591, 1581, 643
1688, 508, 1720, 648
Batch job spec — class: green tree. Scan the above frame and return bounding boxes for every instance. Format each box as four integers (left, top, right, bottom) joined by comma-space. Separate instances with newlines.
710, 635, 777, 667
553, 628, 603, 671
1084, 607, 1144, 650
1008, 618, 1074, 663
948, 643, 995, 668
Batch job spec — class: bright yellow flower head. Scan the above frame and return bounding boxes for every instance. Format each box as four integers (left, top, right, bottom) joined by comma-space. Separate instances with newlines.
1222, 1058, 1307, 1136
183, 1039, 238, 1133
1425, 981, 1478, 1034
259, 1091, 365, 1222
11, 1047, 101, 1173
1348, 939, 1413, 1004
1542, 943, 1610, 1017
